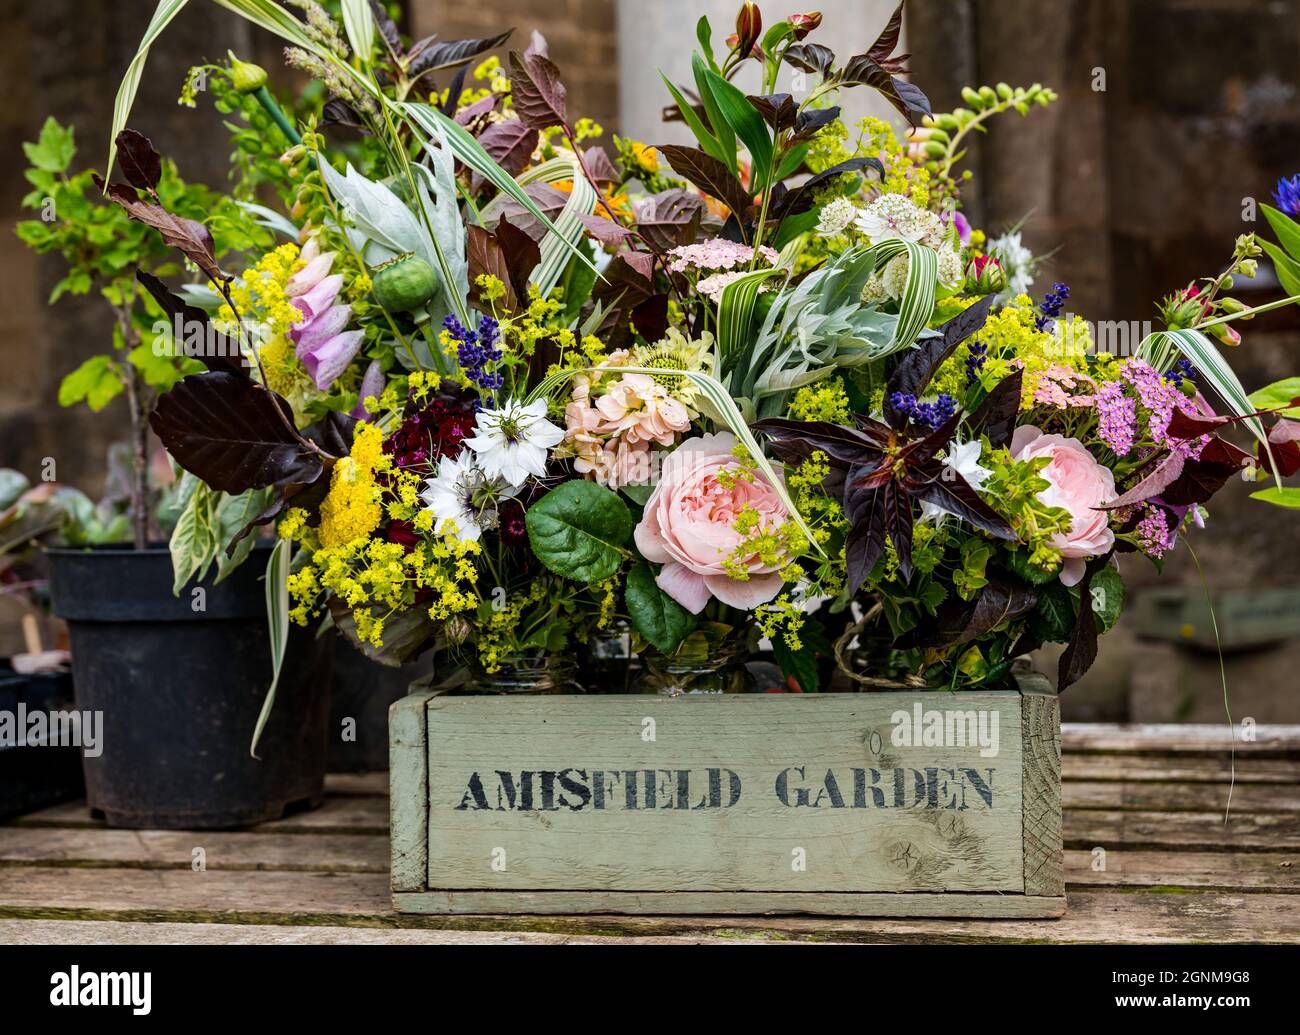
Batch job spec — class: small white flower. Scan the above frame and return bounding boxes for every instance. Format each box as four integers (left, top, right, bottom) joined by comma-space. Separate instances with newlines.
855, 192, 941, 244
465, 397, 564, 486
816, 196, 858, 236
919, 440, 993, 524
421, 452, 495, 542
987, 230, 1036, 297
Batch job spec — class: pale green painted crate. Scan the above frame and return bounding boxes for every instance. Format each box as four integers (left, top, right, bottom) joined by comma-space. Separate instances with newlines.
389, 671, 1064, 917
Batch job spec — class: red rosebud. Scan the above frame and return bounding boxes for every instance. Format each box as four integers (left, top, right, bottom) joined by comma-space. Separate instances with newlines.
788, 11, 821, 40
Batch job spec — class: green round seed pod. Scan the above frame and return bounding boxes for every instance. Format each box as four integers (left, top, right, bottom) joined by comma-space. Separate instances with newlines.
372, 252, 438, 313
227, 52, 268, 94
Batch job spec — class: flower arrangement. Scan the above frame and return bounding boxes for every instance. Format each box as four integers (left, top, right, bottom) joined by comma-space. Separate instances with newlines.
91, 1, 1299, 720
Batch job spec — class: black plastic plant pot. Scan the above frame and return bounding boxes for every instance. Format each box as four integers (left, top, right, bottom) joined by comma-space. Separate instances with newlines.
45, 543, 333, 829
0, 664, 85, 821
328, 648, 432, 773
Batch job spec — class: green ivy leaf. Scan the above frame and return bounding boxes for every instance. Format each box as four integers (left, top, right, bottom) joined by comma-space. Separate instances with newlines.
625, 561, 697, 655
525, 480, 633, 582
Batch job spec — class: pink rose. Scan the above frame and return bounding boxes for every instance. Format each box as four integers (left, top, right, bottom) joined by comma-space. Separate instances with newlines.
1011, 426, 1116, 586
634, 432, 788, 613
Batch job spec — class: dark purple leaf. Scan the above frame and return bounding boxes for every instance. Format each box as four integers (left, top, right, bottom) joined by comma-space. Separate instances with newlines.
1159, 437, 1252, 506
440, 65, 470, 117
524, 29, 548, 59
149, 372, 322, 494
907, 469, 1016, 540
965, 368, 1023, 448
476, 119, 538, 175
754, 417, 885, 469
843, 481, 888, 593
584, 145, 619, 186
840, 55, 931, 126
409, 30, 513, 77
789, 106, 840, 144
1059, 559, 1105, 690
655, 144, 751, 218
1263, 418, 1300, 477
867, 2, 908, 70
1102, 452, 1186, 509
455, 94, 498, 127
895, 577, 1038, 651
884, 481, 914, 581
489, 182, 569, 240
772, 156, 882, 219
96, 175, 226, 284
631, 294, 669, 342
747, 93, 797, 131
884, 294, 995, 427
321, 98, 368, 132
136, 271, 246, 379
115, 129, 161, 192
302, 409, 358, 458
508, 49, 568, 132
577, 212, 634, 246
369, 0, 403, 61
635, 188, 705, 251
783, 42, 835, 76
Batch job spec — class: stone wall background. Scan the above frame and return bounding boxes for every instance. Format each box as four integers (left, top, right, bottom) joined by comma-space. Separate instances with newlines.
3, 0, 1298, 722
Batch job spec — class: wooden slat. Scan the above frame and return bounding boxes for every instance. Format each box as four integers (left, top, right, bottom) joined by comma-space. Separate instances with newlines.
11, 797, 389, 834
1063, 754, 1300, 784
325, 773, 388, 796
1063, 723, 1300, 753
1064, 780, 1300, 813
1064, 809, 1300, 851
389, 691, 431, 892
0, 920, 730, 945
1065, 849, 1299, 891
0, 828, 386, 873
0, 868, 1296, 943
1021, 682, 1063, 897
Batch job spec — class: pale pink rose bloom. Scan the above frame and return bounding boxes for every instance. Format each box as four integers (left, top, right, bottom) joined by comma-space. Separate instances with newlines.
634, 432, 789, 614
1011, 425, 1116, 586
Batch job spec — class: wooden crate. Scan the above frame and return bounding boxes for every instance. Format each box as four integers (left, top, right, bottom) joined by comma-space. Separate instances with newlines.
389, 671, 1064, 917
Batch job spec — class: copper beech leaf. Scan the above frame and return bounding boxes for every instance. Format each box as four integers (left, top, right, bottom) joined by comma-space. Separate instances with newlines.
95, 174, 225, 284
508, 49, 568, 131
114, 128, 161, 192
408, 30, 513, 78
476, 119, 538, 175
149, 372, 323, 495
135, 271, 246, 379
656, 144, 752, 218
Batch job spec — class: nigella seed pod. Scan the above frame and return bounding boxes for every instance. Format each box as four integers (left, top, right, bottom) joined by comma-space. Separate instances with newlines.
227, 51, 268, 94
372, 252, 438, 313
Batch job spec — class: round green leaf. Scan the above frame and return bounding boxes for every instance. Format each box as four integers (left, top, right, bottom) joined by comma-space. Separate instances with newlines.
1086, 567, 1125, 633
525, 480, 633, 582
625, 561, 697, 655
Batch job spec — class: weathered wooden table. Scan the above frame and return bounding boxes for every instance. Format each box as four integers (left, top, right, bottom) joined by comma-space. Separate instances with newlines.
0, 724, 1295, 944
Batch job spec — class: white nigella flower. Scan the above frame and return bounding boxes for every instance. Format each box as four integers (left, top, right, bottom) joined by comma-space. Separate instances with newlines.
855, 192, 941, 244
918, 440, 993, 524
816, 196, 858, 236
420, 452, 503, 543
987, 230, 1036, 297
464, 397, 565, 486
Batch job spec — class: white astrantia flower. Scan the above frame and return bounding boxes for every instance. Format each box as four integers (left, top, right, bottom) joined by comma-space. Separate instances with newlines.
464, 397, 565, 486
420, 451, 500, 543
816, 196, 858, 236
855, 192, 942, 244
918, 440, 993, 524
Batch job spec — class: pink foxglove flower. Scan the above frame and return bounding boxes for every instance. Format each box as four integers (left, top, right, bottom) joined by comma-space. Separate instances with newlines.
289, 262, 363, 392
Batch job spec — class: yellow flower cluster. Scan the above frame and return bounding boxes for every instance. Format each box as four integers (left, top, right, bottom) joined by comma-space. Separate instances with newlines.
218, 243, 310, 405
755, 593, 806, 651
789, 377, 852, 424
477, 581, 548, 673
318, 422, 388, 549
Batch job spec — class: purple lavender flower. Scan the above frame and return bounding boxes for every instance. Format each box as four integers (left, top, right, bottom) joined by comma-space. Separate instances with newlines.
1034, 281, 1070, 332
443, 314, 504, 405
965, 340, 988, 383
1273, 174, 1300, 219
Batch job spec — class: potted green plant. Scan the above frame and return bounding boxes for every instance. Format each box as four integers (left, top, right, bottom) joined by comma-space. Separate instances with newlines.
17, 103, 333, 828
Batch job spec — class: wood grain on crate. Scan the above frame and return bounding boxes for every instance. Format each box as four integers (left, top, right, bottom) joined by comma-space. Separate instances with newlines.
0, 724, 1296, 943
